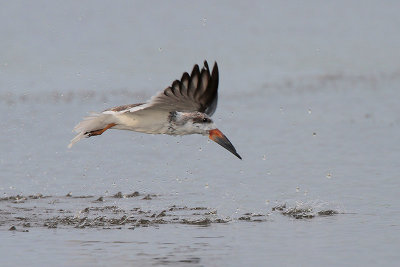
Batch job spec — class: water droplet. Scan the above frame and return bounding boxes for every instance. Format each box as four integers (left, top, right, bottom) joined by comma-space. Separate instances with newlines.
158, 47, 163, 52
205, 183, 209, 189
326, 172, 332, 179
265, 200, 270, 205
202, 17, 207, 26
308, 109, 312, 114
296, 187, 300, 192
262, 155, 266, 160
312, 132, 317, 136
199, 147, 202, 152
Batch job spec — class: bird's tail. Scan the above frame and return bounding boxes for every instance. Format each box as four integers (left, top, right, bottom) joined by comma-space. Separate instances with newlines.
68, 113, 117, 148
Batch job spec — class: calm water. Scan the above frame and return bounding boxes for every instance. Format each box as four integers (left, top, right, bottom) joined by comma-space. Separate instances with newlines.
1, 1, 400, 266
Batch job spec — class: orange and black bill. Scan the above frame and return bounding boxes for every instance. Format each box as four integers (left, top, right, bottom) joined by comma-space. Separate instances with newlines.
209, 129, 242, 159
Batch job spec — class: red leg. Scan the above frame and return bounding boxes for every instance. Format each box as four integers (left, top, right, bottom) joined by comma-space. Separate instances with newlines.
87, 123, 116, 137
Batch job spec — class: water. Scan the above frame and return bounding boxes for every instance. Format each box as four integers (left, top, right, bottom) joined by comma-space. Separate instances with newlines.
1, 1, 400, 266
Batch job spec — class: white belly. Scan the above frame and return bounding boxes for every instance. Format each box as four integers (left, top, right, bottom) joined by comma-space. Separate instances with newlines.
112, 110, 171, 134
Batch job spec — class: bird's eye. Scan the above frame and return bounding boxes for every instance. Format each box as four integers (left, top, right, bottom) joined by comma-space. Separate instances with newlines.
203, 118, 209, 123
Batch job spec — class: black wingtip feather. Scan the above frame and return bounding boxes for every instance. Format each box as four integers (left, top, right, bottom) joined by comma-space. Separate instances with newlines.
194, 64, 211, 99
201, 61, 219, 116
180, 72, 190, 95
191, 64, 200, 77
188, 64, 201, 98
203, 60, 209, 71
212, 62, 219, 83
170, 80, 181, 97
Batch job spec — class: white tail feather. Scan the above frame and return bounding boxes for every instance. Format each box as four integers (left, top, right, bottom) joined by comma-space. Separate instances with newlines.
68, 113, 116, 148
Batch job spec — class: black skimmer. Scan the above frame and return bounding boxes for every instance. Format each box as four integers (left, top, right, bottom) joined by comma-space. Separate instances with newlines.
69, 61, 241, 159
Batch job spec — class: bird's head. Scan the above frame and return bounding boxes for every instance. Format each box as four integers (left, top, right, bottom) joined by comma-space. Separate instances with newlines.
171, 111, 242, 159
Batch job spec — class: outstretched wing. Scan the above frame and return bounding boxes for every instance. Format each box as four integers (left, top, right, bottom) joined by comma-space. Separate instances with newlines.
138, 61, 219, 116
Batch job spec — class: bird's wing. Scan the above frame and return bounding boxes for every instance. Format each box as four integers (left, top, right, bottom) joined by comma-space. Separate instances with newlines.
130, 61, 219, 116
104, 103, 145, 112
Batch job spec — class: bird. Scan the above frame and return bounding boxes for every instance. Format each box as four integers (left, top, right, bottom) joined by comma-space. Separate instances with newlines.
68, 61, 241, 159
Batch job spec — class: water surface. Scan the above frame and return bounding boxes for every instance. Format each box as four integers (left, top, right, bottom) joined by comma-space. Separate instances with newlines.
1, 1, 400, 266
